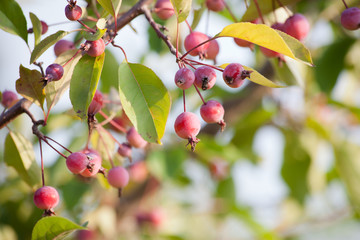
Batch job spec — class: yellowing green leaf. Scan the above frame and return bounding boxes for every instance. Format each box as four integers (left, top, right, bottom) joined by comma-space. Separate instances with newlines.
97, 0, 122, 17
170, 0, 192, 23
29, 12, 41, 47
216, 23, 313, 65
118, 62, 171, 144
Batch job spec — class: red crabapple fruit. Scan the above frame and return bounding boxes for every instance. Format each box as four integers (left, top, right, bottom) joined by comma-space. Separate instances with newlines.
206, 0, 225, 12
154, 0, 175, 20
174, 112, 201, 151
222, 63, 251, 88
88, 90, 104, 116
54, 39, 76, 57
200, 100, 225, 131
341, 7, 360, 30
206, 39, 220, 60
65, 4, 83, 21
85, 39, 105, 57
174, 68, 195, 89
126, 127, 147, 148
108, 166, 130, 188
118, 143, 132, 159
111, 111, 132, 131
260, 23, 285, 59
66, 152, 89, 174
40, 21, 48, 34
129, 161, 148, 183
184, 32, 210, 58
76, 229, 97, 240
1, 90, 18, 108
45, 64, 64, 82
80, 150, 102, 177
284, 14, 310, 41
194, 66, 217, 90
33, 186, 59, 214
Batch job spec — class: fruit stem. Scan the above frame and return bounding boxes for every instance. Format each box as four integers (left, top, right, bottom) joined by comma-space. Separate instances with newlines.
193, 85, 206, 104
99, 110, 126, 133
63, 49, 81, 68
185, 58, 224, 71
183, 90, 186, 112
77, 20, 97, 33
253, 0, 265, 24
185, 20, 193, 33
44, 136, 73, 153
180, 36, 219, 60
39, 139, 45, 187
43, 139, 68, 159
224, 1, 238, 22
91, 0, 101, 19
341, 0, 348, 8
176, 22, 180, 59
244, 0, 249, 9
275, 0, 292, 16
112, 43, 129, 63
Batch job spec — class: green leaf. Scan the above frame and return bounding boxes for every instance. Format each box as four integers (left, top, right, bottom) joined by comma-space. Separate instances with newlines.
281, 131, 310, 203
30, 31, 69, 64
4, 131, 41, 189
32, 216, 85, 240
97, 0, 122, 17
70, 53, 105, 119
216, 177, 236, 205
0, 0, 28, 43
216, 23, 313, 65
219, 63, 286, 88
241, 0, 301, 22
45, 50, 82, 111
81, 28, 107, 41
29, 13, 41, 47
118, 62, 171, 144
100, 49, 119, 93
315, 37, 355, 94
170, 0, 192, 23
271, 58, 299, 86
16, 65, 45, 109
191, 5, 206, 30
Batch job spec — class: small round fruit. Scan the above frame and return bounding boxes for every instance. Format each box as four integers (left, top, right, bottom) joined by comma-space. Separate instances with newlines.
117, 143, 132, 158
111, 111, 132, 131
223, 63, 251, 88
80, 150, 102, 177
174, 68, 195, 89
40, 21, 48, 34
65, 4, 83, 21
234, 38, 253, 49
174, 112, 201, 139
200, 100, 224, 123
33, 186, 59, 210
76, 229, 97, 240
54, 39, 76, 57
194, 66, 217, 90
184, 32, 210, 57
46, 64, 64, 81
129, 161, 148, 183
206, 39, 220, 60
1, 90, 18, 108
154, 0, 175, 20
341, 7, 360, 30
88, 90, 103, 116
108, 166, 130, 188
126, 127, 147, 148
206, 0, 225, 12
284, 13, 310, 40
66, 152, 89, 174
85, 39, 105, 57
209, 159, 228, 180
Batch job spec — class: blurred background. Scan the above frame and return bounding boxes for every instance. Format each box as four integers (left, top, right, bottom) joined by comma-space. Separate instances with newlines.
1, 0, 360, 239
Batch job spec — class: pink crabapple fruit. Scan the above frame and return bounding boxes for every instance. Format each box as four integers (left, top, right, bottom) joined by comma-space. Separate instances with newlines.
154, 0, 175, 20
65, 4, 83, 21
184, 31, 210, 58
174, 112, 201, 151
341, 7, 360, 30
88, 90, 104, 116
1, 90, 18, 108
117, 143, 132, 159
76, 229, 97, 240
33, 186, 59, 211
200, 100, 226, 131
66, 152, 89, 174
54, 39, 76, 57
284, 14, 310, 41
194, 66, 217, 90
129, 161, 148, 183
85, 38, 105, 57
45, 64, 64, 82
108, 166, 130, 197
80, 150, 102, 177
174, 68, 195, 90
126, 127, 148, 148
222, 63, 251, 88
205, 0, 225, 12
40, 21, 48, 34
205, 38, 220, 60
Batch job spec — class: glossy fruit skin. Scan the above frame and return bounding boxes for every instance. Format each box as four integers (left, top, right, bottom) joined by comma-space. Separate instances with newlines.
54, 40, 75, 57
154, 0, 175, 20
126, 127, 147, 148
200, 100, 224, 123
40, 21, 48, 34
194, 66, 217, 90
66, 152, 89, 174
184, 32, 210, 57
1, 90, 18, 108
108, 166, 130, 188
174, 68, 195, 89
117, 143, 132, 158
46, 64, 64, 81
284, 14, 310, 40
174, 112, 201, 139
222, 63, 250, 88
206, 0, 225, 12
206, 39, 220, 60
65, 4, 82, 21
88, 90, 103, 116
85, 39, 105, 57
80, 150, 102, 177
341, 7, 360, 30
33, 186, 59, 210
